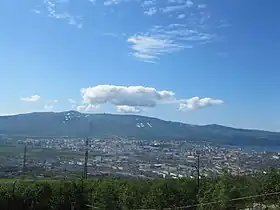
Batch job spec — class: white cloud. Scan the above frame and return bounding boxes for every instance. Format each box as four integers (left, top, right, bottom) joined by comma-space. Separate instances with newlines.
104, 0, 131, 6
125, 0, 227, 63
185, 0, 193, 7
141, 0, 156, 7
127, 35, 185, 62
130, 52, 157, 63
78, 84, 223, 113
127, 22, 218, 62
116, 105, 141, 113
21, 95, 41, 102
161, 4, 186, 13
76, 105, 84, 112
88, 0, 96, 4
161, 0, 193, 13
197, 4, 207, 9
104, 0, 119, 5
144, 7, 157, 16
33, 9, 41, 14
32, 0, 227, 63
41, 0, 83, 28
76, 104, 100, 112
177, 13, 185, 19
179, 97, 224, 111
81, 85, 175, 107
103, 32, 119, 38
42, 99, 58, 110
168, 0, 187, 3
44, 104, 54, 110
68, 99, 77, 103
0, 112, 31, 116
217, 20, 231, 29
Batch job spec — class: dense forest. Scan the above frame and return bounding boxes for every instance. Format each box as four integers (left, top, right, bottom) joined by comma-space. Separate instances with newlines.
1, 169, 280, 209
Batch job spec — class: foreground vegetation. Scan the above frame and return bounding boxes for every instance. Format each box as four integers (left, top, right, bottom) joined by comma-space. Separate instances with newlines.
1, 169, 280, 209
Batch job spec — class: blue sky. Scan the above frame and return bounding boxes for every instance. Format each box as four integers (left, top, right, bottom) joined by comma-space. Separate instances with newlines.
0, 0, 279, 131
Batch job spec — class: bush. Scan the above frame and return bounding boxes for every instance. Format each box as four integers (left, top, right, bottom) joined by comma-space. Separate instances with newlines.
0, 170, 280, 210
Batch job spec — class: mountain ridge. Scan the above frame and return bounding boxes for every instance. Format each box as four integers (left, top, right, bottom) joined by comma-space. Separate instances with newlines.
2, 111, 277, 133
0, 111, 279, 146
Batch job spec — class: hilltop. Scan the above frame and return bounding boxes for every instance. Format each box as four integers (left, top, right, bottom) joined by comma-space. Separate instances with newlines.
0, 111, 279, 146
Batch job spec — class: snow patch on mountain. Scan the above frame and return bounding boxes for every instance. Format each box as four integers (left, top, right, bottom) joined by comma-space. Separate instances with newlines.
136, 123, 145, 128
62, 111, 81, 123
135, 121, 153, 128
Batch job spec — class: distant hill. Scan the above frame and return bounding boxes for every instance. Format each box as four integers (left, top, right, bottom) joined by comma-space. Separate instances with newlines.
0, 111, 279, 146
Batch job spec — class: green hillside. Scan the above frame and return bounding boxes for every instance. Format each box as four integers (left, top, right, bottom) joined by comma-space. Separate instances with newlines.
0, 111, 280, 146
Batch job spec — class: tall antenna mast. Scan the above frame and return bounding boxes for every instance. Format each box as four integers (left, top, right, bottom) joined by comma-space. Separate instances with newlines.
83, 138, 89, 180
83, 121, 93, 179
23, 139, 27, 173
197, 152, 200, 193
44, 160, 47, 176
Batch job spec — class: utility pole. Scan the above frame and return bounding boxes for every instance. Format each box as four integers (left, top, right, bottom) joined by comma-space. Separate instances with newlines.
44, 160, 47, 177
64, 168, 67, 180
23, 142, 27, 173
191, 151, 200, 198
83, 138, 89, 180
84, 121, 93, 179
196, 152, 200, 192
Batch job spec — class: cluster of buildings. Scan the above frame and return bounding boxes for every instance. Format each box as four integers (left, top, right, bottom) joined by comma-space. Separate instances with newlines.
0, 135, 280, 179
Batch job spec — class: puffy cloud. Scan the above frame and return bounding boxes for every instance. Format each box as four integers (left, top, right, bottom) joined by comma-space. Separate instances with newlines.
116, 105, 141, 113
179, 97, 224, 111
81, 85, 175, 107
78, 84, 224, 113
21, 95, 41, 102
